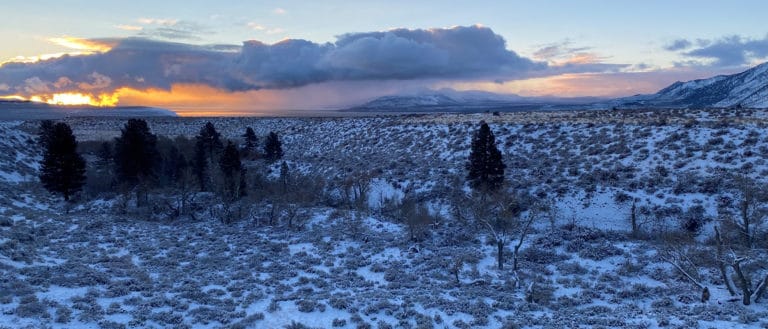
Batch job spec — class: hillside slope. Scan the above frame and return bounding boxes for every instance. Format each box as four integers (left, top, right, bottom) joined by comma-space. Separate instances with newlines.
616, 62, 768, 108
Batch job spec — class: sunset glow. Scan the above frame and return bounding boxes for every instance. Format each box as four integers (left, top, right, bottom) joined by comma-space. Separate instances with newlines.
48, 37, 115, 53
1, 37, 114, 65
26, 92, 120, 107
0, 1, 765, 115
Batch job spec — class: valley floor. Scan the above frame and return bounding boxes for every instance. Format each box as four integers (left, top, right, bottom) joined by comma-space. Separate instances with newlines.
2, 108, 768, 328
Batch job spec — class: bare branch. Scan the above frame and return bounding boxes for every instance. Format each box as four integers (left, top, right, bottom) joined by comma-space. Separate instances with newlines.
660, 250, 704, 290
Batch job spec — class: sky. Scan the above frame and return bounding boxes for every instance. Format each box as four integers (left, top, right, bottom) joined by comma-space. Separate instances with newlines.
1, 0, 768, 114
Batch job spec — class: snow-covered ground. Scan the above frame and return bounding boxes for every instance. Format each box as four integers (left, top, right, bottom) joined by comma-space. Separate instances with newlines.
2, 108, 768, 328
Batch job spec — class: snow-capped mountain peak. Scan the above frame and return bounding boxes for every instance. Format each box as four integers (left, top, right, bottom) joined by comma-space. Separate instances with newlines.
616, 62, 768, 108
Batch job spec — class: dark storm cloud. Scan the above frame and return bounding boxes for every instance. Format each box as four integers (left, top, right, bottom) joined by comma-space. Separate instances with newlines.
0, 25, 622, 97
666, 35, 768, 67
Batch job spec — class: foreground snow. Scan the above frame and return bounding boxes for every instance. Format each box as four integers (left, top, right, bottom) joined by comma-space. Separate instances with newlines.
2, 109, 768, 328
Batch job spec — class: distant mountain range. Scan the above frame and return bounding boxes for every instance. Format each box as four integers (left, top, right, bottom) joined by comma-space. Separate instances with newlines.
612, 62, 768, 109
0, 100, 176, 120
343, 89, 604, 112
346, 62, 768, 112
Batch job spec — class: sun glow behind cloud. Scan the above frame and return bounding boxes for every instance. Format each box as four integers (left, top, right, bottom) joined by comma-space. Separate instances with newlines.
11, 92, 120, 107
1, 37, 115, 65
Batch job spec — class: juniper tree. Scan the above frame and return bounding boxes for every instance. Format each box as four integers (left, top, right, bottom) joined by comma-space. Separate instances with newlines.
193, 122, 223, 191
243, 127, 258, 153
466, 121, 505, 193
264, 131, 283, 162
37, 120, 55, 150
160, 143, 188, 187
113, 119, 159, 187
219, 141, 246, 200
39, 122, 86, 201
197, 122, 223, 157
96, 141, 113, 169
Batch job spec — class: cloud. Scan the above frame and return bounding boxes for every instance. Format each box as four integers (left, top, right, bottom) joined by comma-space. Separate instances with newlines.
664, 39, 692, 51
138, 21, 210, 40
138, 18, 179, 26
247, 23, 265, 31
532, 41, 591, 61
116, 25, 143, 31
246, 23, 284, 35
273, 8, 287, 15
48, 37, 115, 52
0, 25, 624, 99
666, 35, 768, 67
528, 40, 629, 75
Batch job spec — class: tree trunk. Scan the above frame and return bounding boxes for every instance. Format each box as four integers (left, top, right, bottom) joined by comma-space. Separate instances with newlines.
741, 198, 752, 248
497, 240, 504, 270
630, 201, 637, 237
715, 227, 737, 296
753, 274, 768, 303
733, 258, 752, 305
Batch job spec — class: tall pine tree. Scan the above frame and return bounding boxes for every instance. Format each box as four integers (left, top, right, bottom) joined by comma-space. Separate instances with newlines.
39, 122, 86, 201
466, 121, 505, 193
263, 131, 283, 162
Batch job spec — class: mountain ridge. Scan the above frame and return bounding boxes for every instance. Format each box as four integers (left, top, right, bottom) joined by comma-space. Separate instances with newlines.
343, 89, 604, 112
614, 62, 768, 109
345, 62, 768, 112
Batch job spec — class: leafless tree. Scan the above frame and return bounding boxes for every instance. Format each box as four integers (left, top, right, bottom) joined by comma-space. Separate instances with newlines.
398, 197, 435, 242
713, 226, 768, 305
723, 175, 768, 248
458, 192, 542, 271
342, 171, 373, 209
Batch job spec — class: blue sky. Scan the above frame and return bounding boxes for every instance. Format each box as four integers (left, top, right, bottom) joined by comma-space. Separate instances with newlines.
1, 1, 767, 112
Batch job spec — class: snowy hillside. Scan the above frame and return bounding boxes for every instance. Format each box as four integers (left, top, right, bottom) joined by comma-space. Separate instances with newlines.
345, 90, 602, 113
2, 108, 768, 328
616, 62, 768, 108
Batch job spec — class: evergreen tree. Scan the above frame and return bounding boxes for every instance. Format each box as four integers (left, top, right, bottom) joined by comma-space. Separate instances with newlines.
193, 122, 223, 191
192, 141, 208, 191
263, 131, 283, 162
219, 141, 245, 199
161, 144, 188, 186
243, 127, 258, 151
113, 119, 159, 186
39, 122, 86, 201
466, 121, 505, 193
96, 141, 113, 168
198, 122, 223, 156
37, 120, 55, 149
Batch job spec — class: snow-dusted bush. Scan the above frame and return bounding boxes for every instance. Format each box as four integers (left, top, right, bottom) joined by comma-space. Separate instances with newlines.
54, 305, 72, 323
520, 247, 568, 264
577, 241, 624, 260
98, 320, 127, 329
15, 294, 48, 319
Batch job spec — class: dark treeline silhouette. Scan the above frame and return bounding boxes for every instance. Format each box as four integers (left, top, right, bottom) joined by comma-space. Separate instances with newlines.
51, 119, 302, 222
